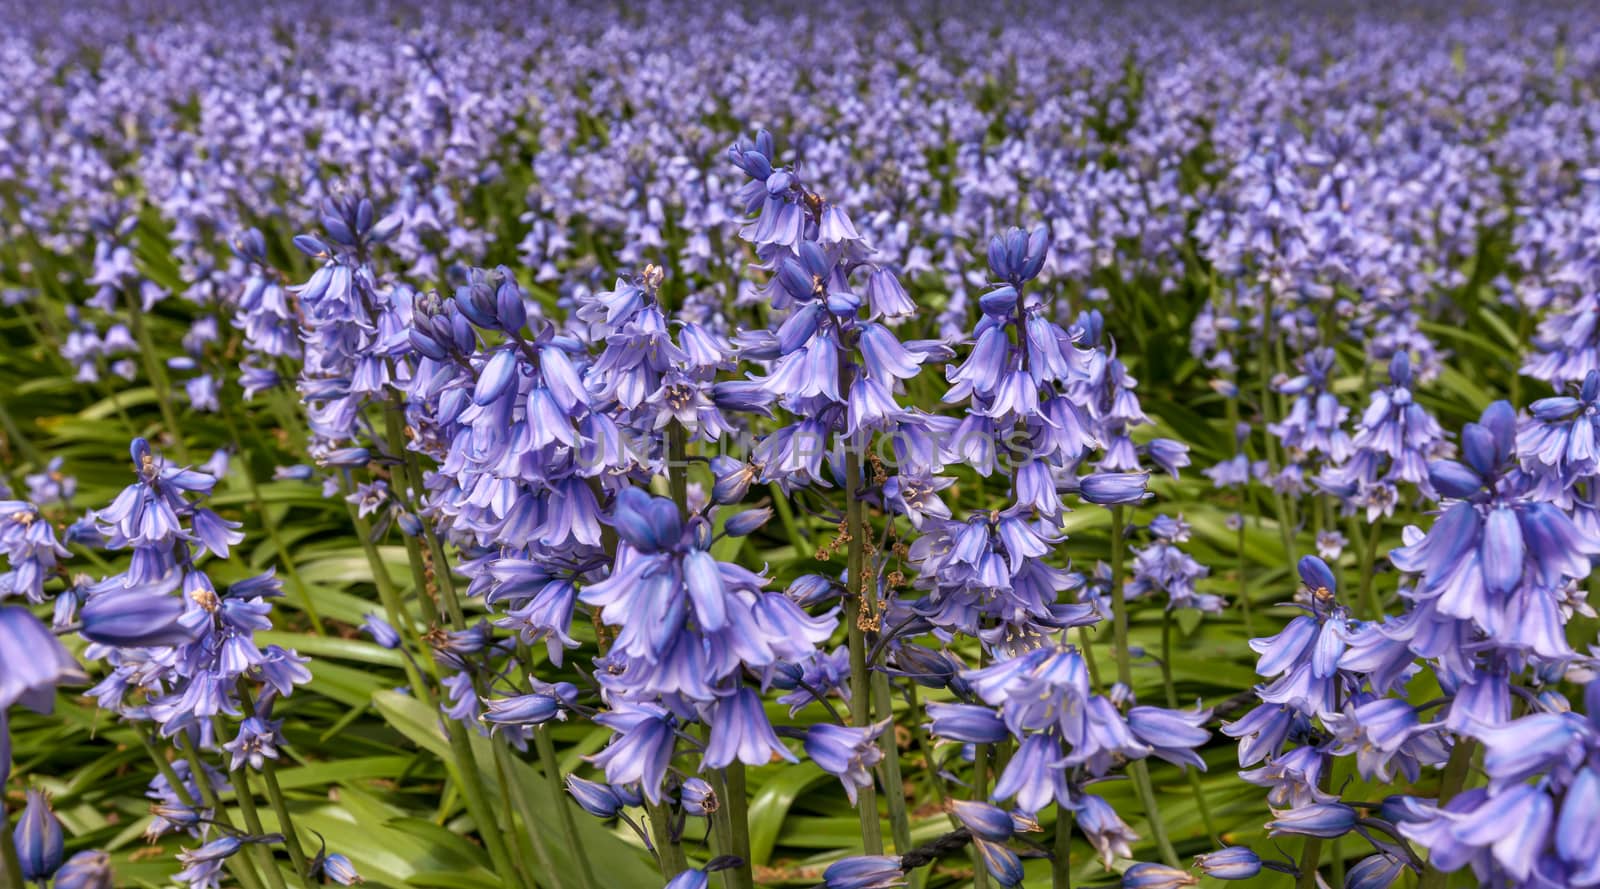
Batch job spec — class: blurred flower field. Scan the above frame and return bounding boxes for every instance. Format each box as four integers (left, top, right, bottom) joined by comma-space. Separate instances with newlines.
2, 2, 1599, 888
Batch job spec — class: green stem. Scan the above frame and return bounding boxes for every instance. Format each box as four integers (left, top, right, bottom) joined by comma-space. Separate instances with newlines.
705, 769, 736, 885
227, 766, 296, 889
1076, 626, 1103, 689
172, 742, 268, 889
345, 501, 429, 697
1161, 612, 1220, 846
123, 288, 190, 464
1051, 805, 1073, 889
259, 762, 314, 886
222, 404, 323, 634
136, 732, 201, 809
768, 481, 810, 556
1330, 837, 1345, 889
344, 495, 523, 889
1109, 506, 1180, 867
445, 717, 526, 888
1358, 518, 1384, 621
646, 801, 688, 878
490, 741, 554, 889
843, 446, 884, 855
0, 398, 43, 466
972, 742, 991, 889
719, 765, 756, 889
536, 726, 598, 889
872, 671, 913, 856
1, 798, 26, 889
1418, 740, 1478, 889
1235, 519, 1254, 635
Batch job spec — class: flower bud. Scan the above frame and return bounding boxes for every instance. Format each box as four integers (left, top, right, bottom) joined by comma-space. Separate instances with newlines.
1121, 862, 1197, 889
53, 850, 114, 889
79, 588, 198, 648
13, 789, 64, 881
1195, 846, 1261, 880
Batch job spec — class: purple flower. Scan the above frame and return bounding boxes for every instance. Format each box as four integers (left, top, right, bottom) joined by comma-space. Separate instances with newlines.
1121, 863, 1198, 889
1194, 846, 1261, 880
704, 687, 794, 770
804, 722, 885, 805
53, 850, 114, 889
13, 789, 65, 882
821, 855, 904, 889
1265, 802, 1358, 838
0, 606, 85, 714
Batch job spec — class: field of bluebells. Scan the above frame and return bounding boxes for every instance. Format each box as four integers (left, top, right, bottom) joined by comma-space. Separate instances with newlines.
5, 2, 1600, 888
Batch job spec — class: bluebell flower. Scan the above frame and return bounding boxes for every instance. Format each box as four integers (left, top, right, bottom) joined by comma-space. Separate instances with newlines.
679, 777, 718, 817
1194, 846, 1261, 880
0, 605, 86, 714
1316, 352, 1450, 517
664, 869, 708, 889
1072, 793, 1138, 867
22, 457, 75, 506
317, 852, 363, 886
924, 703, 1009, 744
1126, 515, 1221, 613
973, 837, 1024, 886
222, 716, 283, 771
948, 800, 1015, 842
1323, 696, 1447, 783
0, 501, 71, 604
1265, 802, 1358, 838
76, 588, 195, 649
1079, 472, 1152, 505
1121, 862, 1197, 889
481, 692, 564, 727
587, 702, 678, 803
52, 850, 113, 889
804, 722, 885, 805
1345, 853, 1407, 889
820, 855, 904, 889
704, 687, 795, 769
566, 775, 628, 819
361, 613, 400, 649
1390, 401, 1600, 660
13, 788, 64, 882
991, 732, 1068, 815
174, 835, 244, 889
